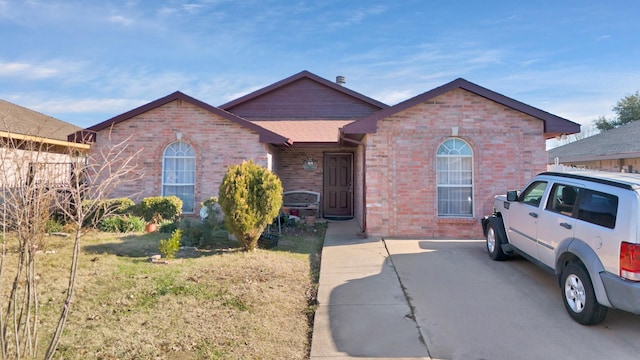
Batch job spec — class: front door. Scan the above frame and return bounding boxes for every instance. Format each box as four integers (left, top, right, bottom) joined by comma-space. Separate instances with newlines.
323, 153, 353, 218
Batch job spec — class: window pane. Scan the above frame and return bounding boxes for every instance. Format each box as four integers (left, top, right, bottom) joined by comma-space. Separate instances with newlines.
436, 138, 473, 217
163, 185, 195, 212
577, 189, 618, 229
438, 187, 473, 216
162, 142, 195, 213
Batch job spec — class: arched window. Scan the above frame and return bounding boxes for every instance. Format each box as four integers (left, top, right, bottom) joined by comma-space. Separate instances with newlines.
436, 138, 473, 217
162, 142, 195, 213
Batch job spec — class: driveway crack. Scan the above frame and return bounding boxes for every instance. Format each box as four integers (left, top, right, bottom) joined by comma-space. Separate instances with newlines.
382, 238, 432, 359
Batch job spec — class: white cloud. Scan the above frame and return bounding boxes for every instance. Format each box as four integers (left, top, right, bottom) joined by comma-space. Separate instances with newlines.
0, 61, 58, 79
34, 97, 144, 115
108, 14, 134, 26
372, 89, 415, 106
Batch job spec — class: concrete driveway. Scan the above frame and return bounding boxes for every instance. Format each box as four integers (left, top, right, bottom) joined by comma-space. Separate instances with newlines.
385, 239, 640, 360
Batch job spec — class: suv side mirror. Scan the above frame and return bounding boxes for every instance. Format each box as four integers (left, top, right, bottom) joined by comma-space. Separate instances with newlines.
507, 190, 519, 202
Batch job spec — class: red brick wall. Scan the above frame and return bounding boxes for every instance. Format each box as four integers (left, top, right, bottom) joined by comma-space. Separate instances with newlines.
274, 146, 356, 215
364, 88, 546, 239
91, 100, 271, 214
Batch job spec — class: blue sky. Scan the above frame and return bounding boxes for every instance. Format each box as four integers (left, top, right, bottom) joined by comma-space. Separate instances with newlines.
1, 0, 639, 138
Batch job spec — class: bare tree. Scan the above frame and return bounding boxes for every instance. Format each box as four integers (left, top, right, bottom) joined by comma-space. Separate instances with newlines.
44, 130, 142, 360
0, 124, 142, 359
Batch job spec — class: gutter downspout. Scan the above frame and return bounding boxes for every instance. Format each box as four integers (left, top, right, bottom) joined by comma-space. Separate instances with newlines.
340, 134, 367, 237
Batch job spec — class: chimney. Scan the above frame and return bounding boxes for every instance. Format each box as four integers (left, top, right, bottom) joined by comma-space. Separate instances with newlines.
336, 75, 346, 85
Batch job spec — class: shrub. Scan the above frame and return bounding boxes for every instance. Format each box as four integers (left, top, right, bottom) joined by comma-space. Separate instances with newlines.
139, 196, 183, 223
98, 215, 145, 233
159, 229, 182, 259
45, 219, 63, 233
98, 216, 122, 233
158, 219, 179, 234
83, 198, 136, 227
218, 160, 283, 251
178, 217, 204, 247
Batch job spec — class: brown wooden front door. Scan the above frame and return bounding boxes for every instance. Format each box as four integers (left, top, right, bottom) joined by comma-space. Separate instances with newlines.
323, 153, 353, 218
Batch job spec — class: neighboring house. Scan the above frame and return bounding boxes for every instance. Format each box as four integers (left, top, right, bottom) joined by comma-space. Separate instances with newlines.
0, 99, 88, 189
548, 120, 640, 173
72, 71, 579, 239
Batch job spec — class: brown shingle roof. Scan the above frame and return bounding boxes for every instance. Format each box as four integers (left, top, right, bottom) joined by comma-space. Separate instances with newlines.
548, 121, 640, 163
252, 120, 353, 143
0, 99, 81, 141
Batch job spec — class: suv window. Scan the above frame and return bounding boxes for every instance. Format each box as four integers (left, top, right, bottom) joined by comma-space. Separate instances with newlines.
519, 181, 547, 207
546, 183, 579, 216
576, 189, 618, 229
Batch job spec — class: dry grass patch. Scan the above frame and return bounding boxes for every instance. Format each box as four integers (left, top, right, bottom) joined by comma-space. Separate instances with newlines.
3, 223, 325, 359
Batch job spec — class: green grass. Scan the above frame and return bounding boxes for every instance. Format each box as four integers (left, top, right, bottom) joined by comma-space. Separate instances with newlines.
0, 223, 326, 359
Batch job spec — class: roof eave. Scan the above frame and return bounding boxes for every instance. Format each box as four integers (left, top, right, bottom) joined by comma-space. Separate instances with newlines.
549, 151, 640, 163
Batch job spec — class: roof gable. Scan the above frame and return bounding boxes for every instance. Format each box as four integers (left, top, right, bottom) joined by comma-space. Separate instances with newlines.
548, 121, 640, 162
220, 70, 388, 120
71, 91, 291, 145
342, 78, 580, 139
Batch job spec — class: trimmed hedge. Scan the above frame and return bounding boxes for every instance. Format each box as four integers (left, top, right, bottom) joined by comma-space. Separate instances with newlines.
138, 196, 183, 223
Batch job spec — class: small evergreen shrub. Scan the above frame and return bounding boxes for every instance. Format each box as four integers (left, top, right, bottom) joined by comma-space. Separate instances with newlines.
218, 160, 283, 251
179, 217, 204, 247
159, 229, 182, 259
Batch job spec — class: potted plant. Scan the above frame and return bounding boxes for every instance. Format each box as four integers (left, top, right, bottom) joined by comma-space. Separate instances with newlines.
145, 213, 162, 233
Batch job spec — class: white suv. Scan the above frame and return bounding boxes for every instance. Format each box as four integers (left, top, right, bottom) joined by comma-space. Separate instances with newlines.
482, 171, 640, 325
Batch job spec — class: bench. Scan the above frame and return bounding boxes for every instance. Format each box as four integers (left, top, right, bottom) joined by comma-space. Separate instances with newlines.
283, 190, 320, 218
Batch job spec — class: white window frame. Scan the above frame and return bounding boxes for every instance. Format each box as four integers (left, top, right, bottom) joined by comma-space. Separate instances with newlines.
162, 141, 195, 213
436, 138, 474, 217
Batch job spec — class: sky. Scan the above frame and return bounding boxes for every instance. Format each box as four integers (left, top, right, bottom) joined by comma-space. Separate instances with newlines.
1, 0, 639, 143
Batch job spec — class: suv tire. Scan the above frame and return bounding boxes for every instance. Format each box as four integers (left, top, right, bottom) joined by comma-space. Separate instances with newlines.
560, 263, 607, 325
485, 220, 507, 261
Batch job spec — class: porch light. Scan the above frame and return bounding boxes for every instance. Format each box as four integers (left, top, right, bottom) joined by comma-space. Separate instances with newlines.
303, 157, 317, 170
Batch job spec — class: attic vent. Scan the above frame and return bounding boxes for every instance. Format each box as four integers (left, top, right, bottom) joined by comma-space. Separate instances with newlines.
336, 76, 346, 85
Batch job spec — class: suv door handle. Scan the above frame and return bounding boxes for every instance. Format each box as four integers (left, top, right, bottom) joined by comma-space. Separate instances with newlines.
528, 212, 538, 218
560, 222, 572, 229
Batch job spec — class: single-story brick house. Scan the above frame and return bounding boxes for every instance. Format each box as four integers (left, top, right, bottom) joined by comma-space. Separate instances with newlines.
71, 71, 579, 238
548, 120, 640, 173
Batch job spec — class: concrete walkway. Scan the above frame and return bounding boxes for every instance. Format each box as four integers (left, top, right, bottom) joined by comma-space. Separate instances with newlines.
310, 220, 431, 359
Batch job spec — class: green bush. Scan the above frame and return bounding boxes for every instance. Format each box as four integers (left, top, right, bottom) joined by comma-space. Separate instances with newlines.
178, 217, 204, 246
218, 160, 283, 251
83, 198, 136, 227
45, 219, 63, 233
98, 215, 145, 233
158, 219, 179, 234
159, 229, 182, 259
139, 196, 183, 223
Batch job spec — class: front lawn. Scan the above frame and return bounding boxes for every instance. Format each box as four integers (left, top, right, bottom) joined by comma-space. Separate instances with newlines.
9, 223, 325, 359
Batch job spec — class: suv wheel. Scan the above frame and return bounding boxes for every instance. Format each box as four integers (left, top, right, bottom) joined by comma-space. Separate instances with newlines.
485, 221, 507, 261
560, 263, 607, 325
